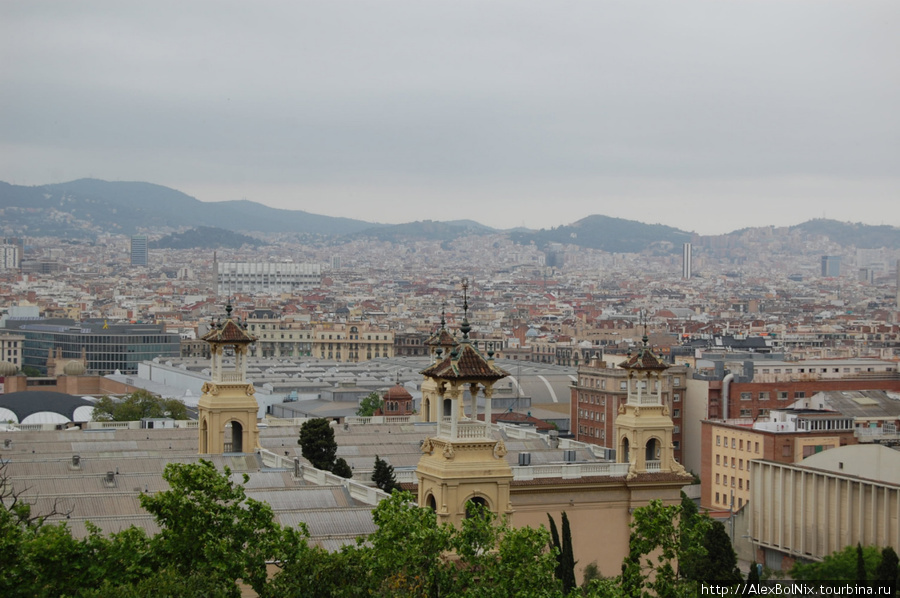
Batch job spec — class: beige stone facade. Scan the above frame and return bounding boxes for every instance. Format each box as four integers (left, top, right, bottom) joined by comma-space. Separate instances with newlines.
749, 446, 900, 568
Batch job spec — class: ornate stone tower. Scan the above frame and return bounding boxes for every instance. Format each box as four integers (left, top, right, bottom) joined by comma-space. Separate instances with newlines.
416, 282, 513, 525
614, 329, 687, 479
420, 305, 458, 423
197, 304, 259, 454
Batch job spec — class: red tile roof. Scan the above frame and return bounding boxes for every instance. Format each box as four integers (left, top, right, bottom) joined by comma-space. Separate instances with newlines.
420, 342, 509, 381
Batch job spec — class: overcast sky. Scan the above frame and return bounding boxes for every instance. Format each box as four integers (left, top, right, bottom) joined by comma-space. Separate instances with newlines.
1, 1, 898, 235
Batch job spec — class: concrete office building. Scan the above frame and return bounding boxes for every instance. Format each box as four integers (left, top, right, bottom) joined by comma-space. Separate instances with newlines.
749, 445, 900, 571
820, 255, 841, 277
130, 235, 148, 266
215, 261, 322, 296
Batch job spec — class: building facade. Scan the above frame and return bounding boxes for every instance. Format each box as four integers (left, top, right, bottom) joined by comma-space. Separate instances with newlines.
130, 235, 148, 266
3, 319, 181, 375
571, 355, 688, 463
215, 261, 322, 296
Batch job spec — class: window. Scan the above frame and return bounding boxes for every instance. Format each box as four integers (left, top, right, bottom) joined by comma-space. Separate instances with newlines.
778, 391, 789, 400
620, 381, 627, 390
740, 409, 752, 417
782, 445, 791, 457
795, 391, 805, 399
673, 426, 680, 434
673, 377, 681, 386
738, 497, 743, 508
739, 459, 743, 470
739, 440, 743, 450
740, 392, 752, 401
785, 369, 792, 373
762, 368, 770, 374
774, 369, 781, 373
739, 478, 743, 489
673, 440, 680, 450
716, 435, 721, 446
673, 393, 681, 402
716, 455, 720, 465
759, 392, 769, 400
746, 480, 750, 491
716, 492, 720, 504
731, 438, 736, 449
673, 409, 680, 418
716, 473, 720, 484
755, 442, 759, 453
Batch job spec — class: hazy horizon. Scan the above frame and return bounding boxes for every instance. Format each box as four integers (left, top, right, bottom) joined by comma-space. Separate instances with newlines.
2, 1, 898, 235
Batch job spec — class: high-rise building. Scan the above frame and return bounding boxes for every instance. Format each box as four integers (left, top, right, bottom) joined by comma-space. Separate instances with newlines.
0, 244, 18, 270
820, 255, 841, 277
0, 237, 23, 269
682, 243, 692, 279
130, 235, 148, 266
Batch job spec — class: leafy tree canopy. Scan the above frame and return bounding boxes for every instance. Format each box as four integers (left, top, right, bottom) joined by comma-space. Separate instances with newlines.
91, 389, 187, 422
792, 544, 883, 584
356, 391, 383, 417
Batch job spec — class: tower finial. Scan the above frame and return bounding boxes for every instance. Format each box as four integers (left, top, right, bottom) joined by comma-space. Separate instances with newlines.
460, 279, 471, 339
440, 303, 446, 330
640, 309, 648, 347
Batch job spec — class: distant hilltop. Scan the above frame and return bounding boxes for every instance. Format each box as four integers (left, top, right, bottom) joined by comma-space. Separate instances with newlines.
1, 178, 899, 253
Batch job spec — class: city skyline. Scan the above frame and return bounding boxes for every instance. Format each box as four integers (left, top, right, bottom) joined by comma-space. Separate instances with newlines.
2, 1, 898, 235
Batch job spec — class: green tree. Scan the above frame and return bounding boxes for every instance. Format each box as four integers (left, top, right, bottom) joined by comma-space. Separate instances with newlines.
21, 366, 41, 377
875, 547, 898, 598
139, 459, 284, 597
332, 457, 353, 479
298, 418, 338, 471
548, 512, 577, 594
624, 499, 712, 598
372, 455, 399, 493
747, 561, 761, 584
91, 389, 187, 422
356, 391, 383, 417
858, 543, 868, 584
792, 544, 882, 584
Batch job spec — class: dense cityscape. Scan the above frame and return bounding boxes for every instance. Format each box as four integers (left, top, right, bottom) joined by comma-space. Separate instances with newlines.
1, 201, 899, 594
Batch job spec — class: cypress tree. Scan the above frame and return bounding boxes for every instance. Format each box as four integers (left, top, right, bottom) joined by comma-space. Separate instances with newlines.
547, 513, 563, 583
371, 455, 398, 493
875, 547, 898, 597
857, 543, 868, 584
560, 512, 577, 594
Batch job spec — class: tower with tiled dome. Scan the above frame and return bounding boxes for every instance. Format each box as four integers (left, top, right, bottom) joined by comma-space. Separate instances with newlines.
614, 322, 688, 479
197, 303, 259, 454
416, 281, 513, 524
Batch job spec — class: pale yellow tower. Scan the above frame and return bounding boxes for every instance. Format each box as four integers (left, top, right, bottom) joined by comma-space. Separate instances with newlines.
614, 332, 689, 480
416, 284, 513, 525
197, 304, 260, 454
419, 306, 458, 423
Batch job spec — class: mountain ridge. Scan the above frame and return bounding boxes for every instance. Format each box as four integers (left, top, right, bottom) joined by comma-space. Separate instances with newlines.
1, 179, 898, 252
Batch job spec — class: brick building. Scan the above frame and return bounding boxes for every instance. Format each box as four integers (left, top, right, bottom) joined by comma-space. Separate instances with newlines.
571, 354, 688, 463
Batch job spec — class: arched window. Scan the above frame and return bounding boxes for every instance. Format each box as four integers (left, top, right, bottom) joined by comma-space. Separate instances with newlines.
466, 496, 489, 519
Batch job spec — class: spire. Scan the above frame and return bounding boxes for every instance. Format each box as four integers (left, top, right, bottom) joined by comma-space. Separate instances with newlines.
640, 308, 649, 347
460, 279, 471, 340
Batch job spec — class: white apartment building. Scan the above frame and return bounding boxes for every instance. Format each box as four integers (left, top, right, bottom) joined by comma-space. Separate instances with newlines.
215, 262, 321, 296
